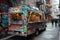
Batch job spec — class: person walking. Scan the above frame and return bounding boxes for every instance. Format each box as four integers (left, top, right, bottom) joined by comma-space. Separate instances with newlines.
55, 20, 58, 27
51, 19, 54, 26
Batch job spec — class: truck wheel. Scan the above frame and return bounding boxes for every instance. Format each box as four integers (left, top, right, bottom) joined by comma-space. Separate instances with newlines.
43, 27, 46, 31
45, 25, 47, 27
35, 30, 39, 36
0, 30, 6, 38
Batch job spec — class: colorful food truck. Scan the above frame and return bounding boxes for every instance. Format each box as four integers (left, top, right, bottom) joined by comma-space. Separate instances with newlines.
7, 6, 46, 37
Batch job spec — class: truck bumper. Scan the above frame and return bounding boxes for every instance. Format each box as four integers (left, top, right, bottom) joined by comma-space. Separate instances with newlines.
8, 31, 27, 37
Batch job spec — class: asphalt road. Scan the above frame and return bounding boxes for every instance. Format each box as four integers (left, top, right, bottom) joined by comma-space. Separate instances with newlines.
0, 23, 59, 40
59, 31, 60, 40
34, 23, 59, 40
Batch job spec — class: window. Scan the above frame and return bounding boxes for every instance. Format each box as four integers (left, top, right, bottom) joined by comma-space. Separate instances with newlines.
11, 13, 23, 21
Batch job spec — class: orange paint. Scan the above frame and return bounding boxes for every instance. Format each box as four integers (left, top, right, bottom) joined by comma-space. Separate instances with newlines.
14, 25, 17, 29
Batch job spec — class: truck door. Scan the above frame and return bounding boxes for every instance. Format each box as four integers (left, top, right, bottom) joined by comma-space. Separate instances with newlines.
27, 12, 36, 34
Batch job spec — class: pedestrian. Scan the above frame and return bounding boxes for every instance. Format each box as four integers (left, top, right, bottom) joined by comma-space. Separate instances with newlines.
51, 19, 54, 26
55, 20, 58, 27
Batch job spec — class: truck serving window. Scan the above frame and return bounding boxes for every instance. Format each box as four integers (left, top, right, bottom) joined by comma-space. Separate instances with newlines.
36, 13, 43, 22
11, 13, 23, 21
29, 12, 36, 22
11, 14, 17, 21
17, 13, 23, 21
11, 13, 23, 24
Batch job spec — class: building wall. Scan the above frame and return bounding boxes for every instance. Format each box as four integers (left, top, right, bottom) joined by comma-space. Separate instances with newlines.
51, 0, 59, 19
59, 0, 60, 7
0, 0, 8, 12
25, 0, 36, 7
0, 0, 7, 4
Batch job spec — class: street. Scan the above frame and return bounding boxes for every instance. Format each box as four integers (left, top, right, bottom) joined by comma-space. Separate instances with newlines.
0, 0, 59, 40
0, 22, 59, 40
34, 23, 59, 40
59, 32, 60, 40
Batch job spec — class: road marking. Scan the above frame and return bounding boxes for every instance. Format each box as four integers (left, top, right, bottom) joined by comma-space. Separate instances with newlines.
0, 34, 16, 40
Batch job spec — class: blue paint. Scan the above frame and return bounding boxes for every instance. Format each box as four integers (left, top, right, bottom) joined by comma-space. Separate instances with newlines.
2, 15, 8, 28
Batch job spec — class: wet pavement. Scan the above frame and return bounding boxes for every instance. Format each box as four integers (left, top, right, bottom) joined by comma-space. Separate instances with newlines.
59, 32, 60, 40
34, 23, 59, 40
0, 23, 59, 40
0, 34, 11, 39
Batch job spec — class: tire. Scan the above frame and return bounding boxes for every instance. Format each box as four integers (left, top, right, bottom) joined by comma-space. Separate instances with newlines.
43, 27, 46, 31
35, 30, 39, 36
0, 30, 6, 38
45, 25, 47, 27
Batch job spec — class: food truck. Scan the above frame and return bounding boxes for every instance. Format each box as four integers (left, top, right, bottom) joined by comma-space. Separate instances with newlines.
8, 6, 46, 37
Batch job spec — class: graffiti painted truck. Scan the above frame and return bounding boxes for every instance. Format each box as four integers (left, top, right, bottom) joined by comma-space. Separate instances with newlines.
8, 7, 46, 37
